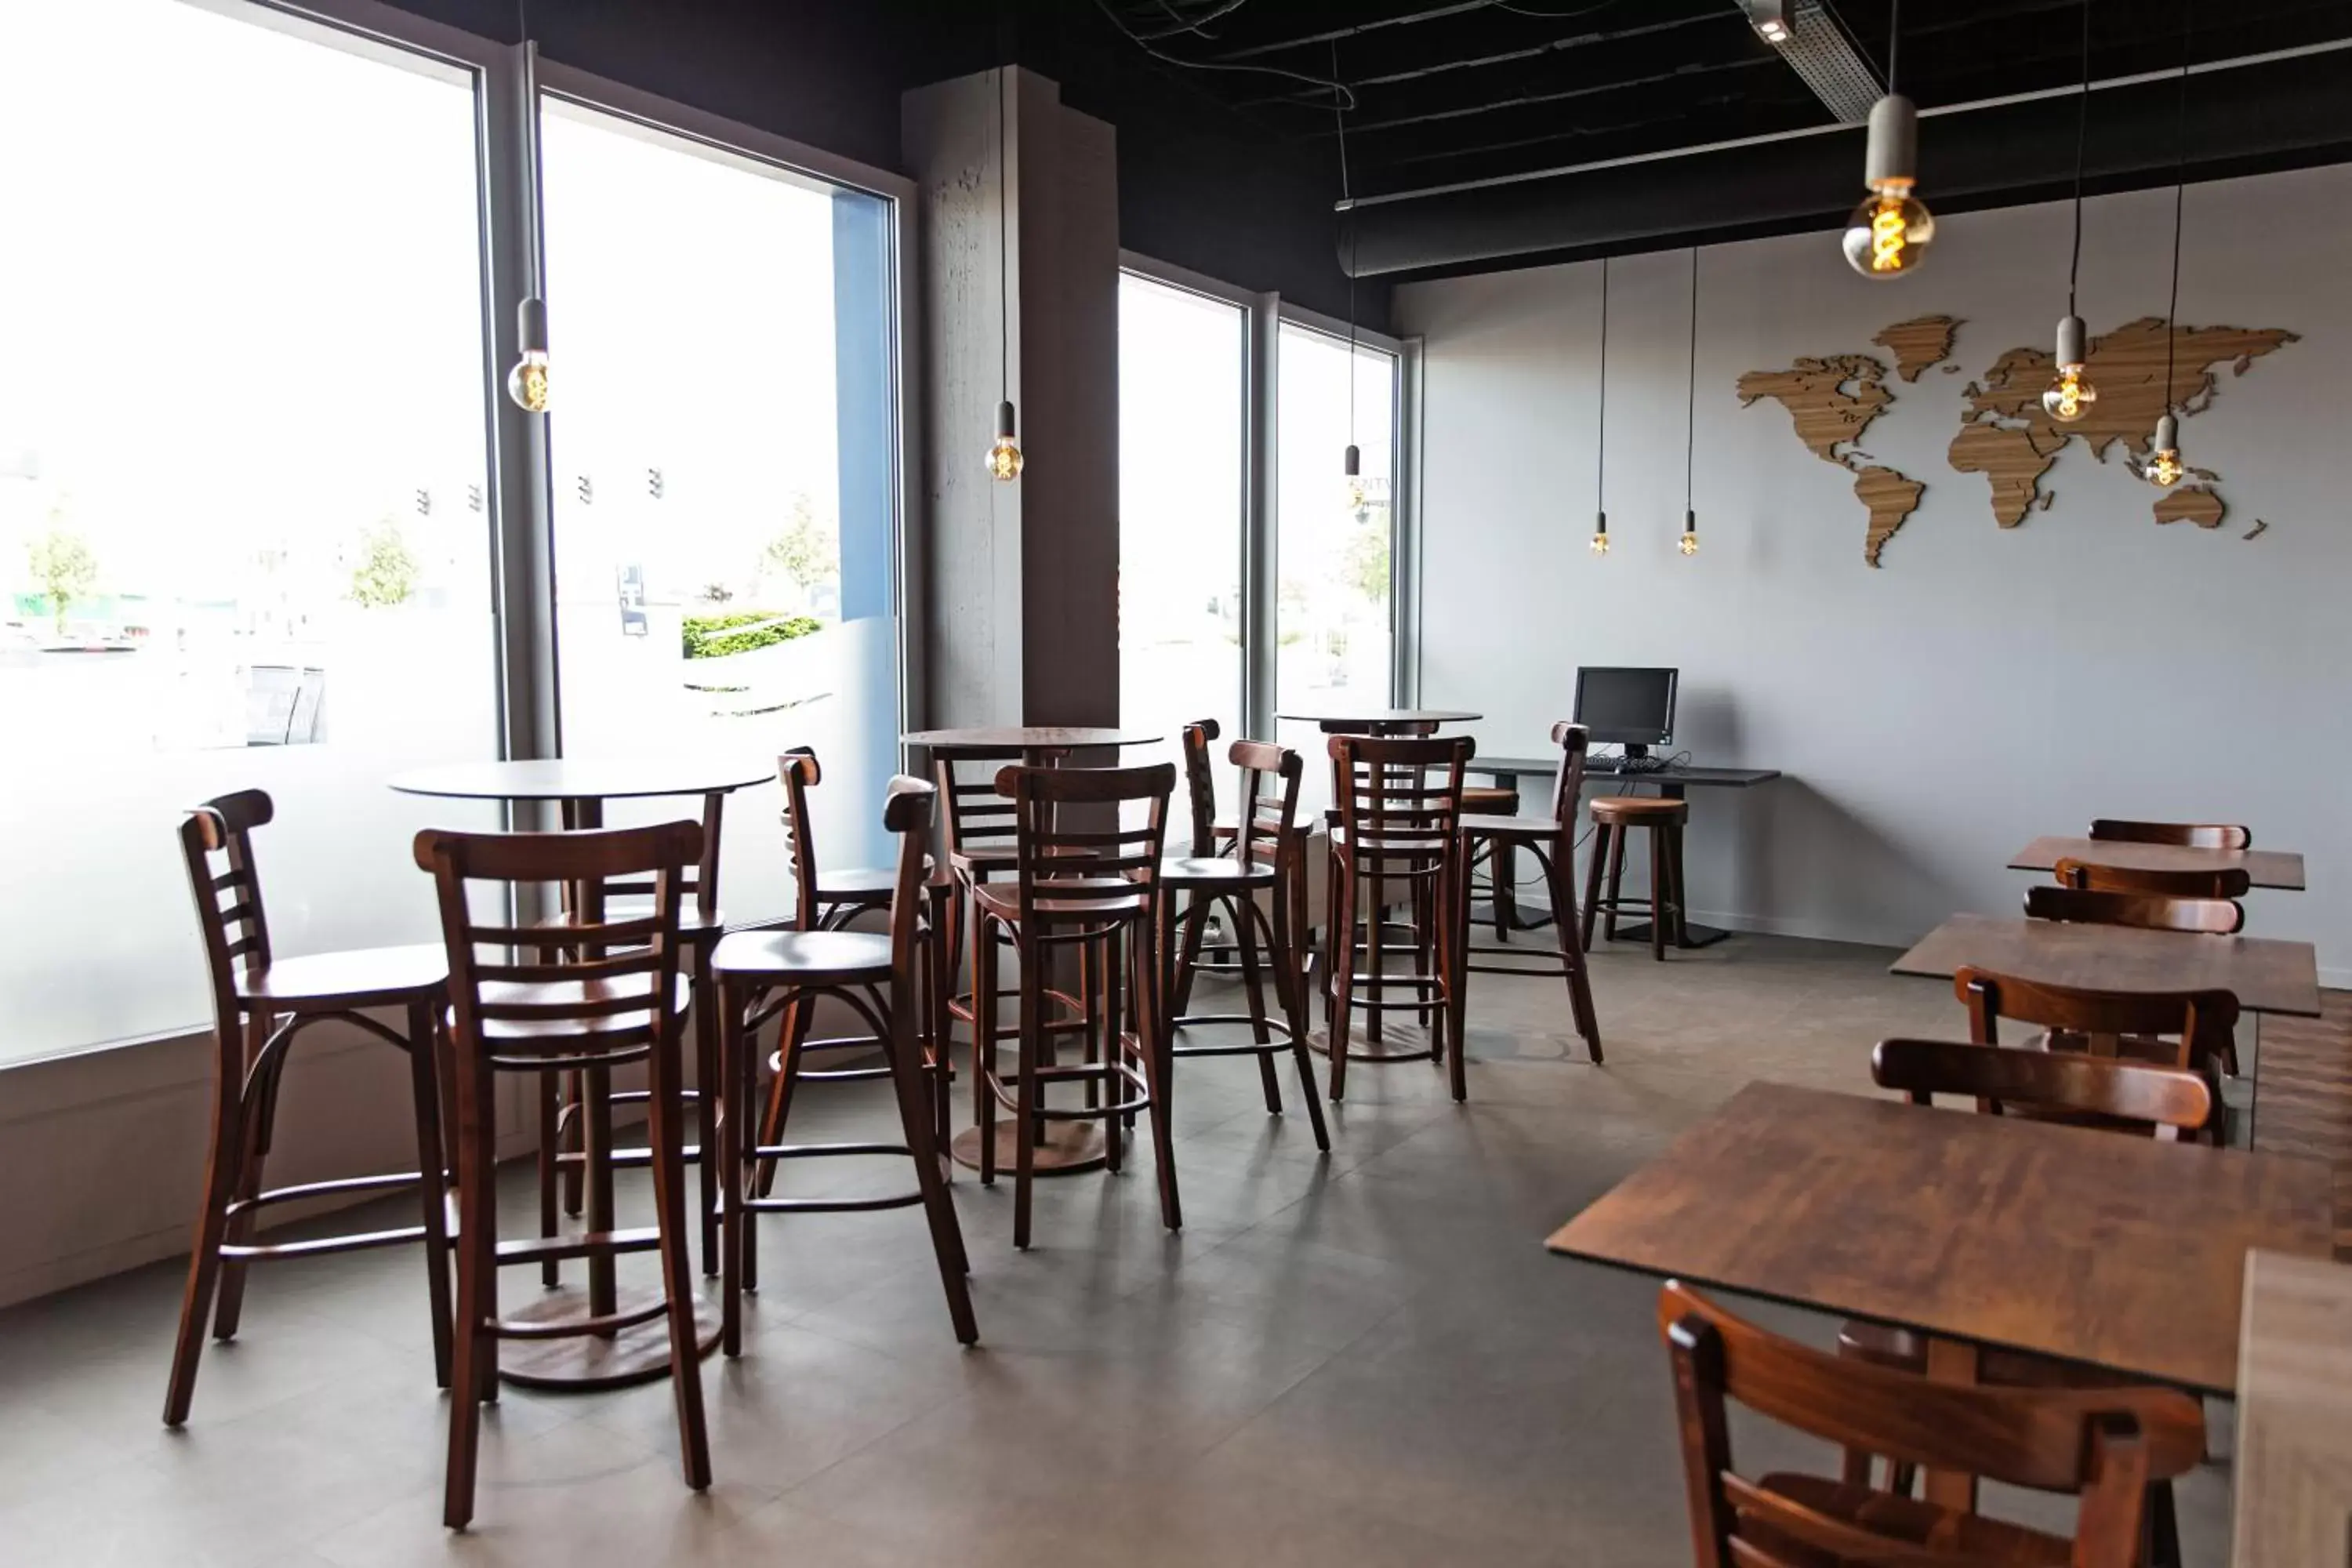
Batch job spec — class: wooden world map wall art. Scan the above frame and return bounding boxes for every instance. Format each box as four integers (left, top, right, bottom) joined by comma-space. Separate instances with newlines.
1737, 312, 2297, 567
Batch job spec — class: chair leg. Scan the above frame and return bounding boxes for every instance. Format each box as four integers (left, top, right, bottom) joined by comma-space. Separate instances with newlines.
754, 996, 810, 1198
1012, 938, 1040, 1251
692, 967, 721, 1277
1365, 863, 1386, 1047
210, 1011, 276, 1343
1410, 875, 1435, 1031
643, 1013, 713, 1494
1544, 845, 1603, 1063
1443, 857, 1468, 1102
1666, 824, 1691, 948
720, 980, 749, 1357
1492, 838, 1517, 942
976, 921, 1000, 1188
1327, 854, 1358, 1102
405, 1000, 455, 1390
1101, 926, 1125, 1176
1604, 825, 1628, 943
2147, 1479, 2181, 1568
162, 1040, 245, 1427
1646, 826, 1668, 961
1581, 824, 1610, 951
1133, 919, 1183, 1233
1232, 892, 1283, 1114
881, 978, 978, 1344
1258, 891, 1330, 1150
536, 1069, 562, 1289
442, 1052, 498, 1531
1171, 889, 1210, 1014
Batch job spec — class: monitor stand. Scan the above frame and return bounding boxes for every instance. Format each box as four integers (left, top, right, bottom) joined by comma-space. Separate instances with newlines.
1615, 743, 1667, 775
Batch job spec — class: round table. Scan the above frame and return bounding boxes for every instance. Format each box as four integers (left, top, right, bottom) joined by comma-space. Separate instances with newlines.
390, 756, 775, 1392
1276, 706, 1481, 735
902, 728, 1162, 1175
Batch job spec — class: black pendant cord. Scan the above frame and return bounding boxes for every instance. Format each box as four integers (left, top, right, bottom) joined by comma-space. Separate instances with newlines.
2163, 0, 2190, 414
517, 0, 539, 287
1331, 39, 1356, 448
998, 67, 1011, 406
1595, 256, 1607, 517
1683, 249, 1697, 514
2067, 0, 2089, 316
1886, 0, 1900, 93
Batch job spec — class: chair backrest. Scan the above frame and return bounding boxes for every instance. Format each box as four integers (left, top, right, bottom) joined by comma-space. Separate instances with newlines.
776, 747, 824, 929
1229, 739, 1301, 873
1871, 1037, 2218, 1142
1327, 734, 1473, 873
1545, 721, 1590, 825
1659, 1281, 2201, 1568
2053, 857, 2251, 901
934, 746, 1037, 866
993, 761, 1175, 924
180, 789, 278, 1032
1171, 717, 1222, 855
1955, 965, 2239, 1073
2024, 884, 2244, 935
2089, 818, 2251, 850
416, 820, 701, 1070
568, 792, 723, 926
880, 775, 938, 1011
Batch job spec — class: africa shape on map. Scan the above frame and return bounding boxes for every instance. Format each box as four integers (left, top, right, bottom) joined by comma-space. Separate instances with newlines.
1736, 314, 2296, 566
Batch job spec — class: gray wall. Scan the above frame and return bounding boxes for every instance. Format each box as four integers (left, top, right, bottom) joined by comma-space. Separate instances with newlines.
1399, 162, 2350, 981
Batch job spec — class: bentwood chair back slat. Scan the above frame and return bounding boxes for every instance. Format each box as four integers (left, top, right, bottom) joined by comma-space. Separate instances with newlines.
1457, 722, 1601, 1061
417, 819, 711, 1530
2087, 818, 2252, 850
1661, 1282, 2203, 1568
1955, 965, 2241, 1079
1161, 736, 1330, 1152
1323, 732, 1474, 1101
973, 761, 1179, 1249
715, 776, 976, 1353
2024, 884, 2245, 936
2051, 857, 2252, 902
165, 789, 453, 1428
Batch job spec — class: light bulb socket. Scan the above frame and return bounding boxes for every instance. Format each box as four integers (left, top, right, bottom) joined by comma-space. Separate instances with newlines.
996, 400, 1018, 441
2055, 314, 2085, 368
1682, 510, 1697, 535
2153, 412, 2179, 451
517, 296, 548, 354
1343, 443, 1361, 478
1863, 94, 1918, 191
1594, 510, 1607, 535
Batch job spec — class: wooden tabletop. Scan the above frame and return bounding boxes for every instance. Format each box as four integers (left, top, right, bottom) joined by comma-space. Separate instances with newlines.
2009, 835, 2306, 891
388, 757, 778, 801
1276, 707, 1482, 733
899, 726, 1160, 751
1547, 1081, 2334, 1397
1892, 913, 2323, 1018
2231, 1250, 2352, 1565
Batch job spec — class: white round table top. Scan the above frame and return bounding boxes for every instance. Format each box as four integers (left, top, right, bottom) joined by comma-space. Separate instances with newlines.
388, 757, 778, 802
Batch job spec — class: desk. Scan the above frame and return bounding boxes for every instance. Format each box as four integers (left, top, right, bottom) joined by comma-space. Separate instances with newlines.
1548, 1081, 2334, 1398
2009, 835, 2307, 892
1468, 757, 1782, 947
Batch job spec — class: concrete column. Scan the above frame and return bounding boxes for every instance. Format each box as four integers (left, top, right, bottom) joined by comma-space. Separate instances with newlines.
904, 67, 1120, 728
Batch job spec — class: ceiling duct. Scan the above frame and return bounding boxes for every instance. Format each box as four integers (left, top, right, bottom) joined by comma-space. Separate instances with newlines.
1761, 0, 1884, 124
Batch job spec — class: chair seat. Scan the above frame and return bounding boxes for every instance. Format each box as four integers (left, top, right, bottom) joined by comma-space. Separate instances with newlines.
972, 880, 1153, 923
710, 928, 892, 984
1459, 812, 1561, 840
1460, 785, 1520, 815
1160, 855, 1276, 890
815, 866, 899, 904
1747, 1473, 2071, 1566
1589, 796, 1688, 826
235, 942, 448, 1009
476, 971, 691, 1041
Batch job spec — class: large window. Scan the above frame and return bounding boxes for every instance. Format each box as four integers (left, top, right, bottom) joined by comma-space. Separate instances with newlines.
0, 0, 499, 1062
1117, 274, 1246, 804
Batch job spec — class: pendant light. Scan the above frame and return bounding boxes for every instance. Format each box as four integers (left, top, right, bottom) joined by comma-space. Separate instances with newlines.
2042, 1, 2097, 423
504, 0, 550, 414
1679, 249, 1700, 557
2144, 5, 2192, 488
1590, 257, 1610, 557
985, 66, 1023, 482
1842, 0, 1934, 279
1332, 42, 1366, 519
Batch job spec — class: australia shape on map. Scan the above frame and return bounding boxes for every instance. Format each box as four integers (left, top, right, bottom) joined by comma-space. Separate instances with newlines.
1949, 317, 2296, 530
1735, 314, 1957, 566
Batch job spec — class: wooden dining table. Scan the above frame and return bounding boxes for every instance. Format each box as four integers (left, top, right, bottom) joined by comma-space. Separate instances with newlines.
1548, 1081, 2335, 1504
1892, 912, 2324, 1020
2008, 835, 2307, 892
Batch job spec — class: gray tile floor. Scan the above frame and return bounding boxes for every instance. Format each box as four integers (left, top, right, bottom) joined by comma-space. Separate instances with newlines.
0, 934, 2234, 1564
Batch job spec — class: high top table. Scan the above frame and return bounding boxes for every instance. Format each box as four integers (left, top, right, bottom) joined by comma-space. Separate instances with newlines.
390, 756, 775, 1390
1276, 706, 1480, 736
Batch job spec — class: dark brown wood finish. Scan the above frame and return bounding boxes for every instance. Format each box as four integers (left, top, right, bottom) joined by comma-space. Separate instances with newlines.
1581, 794, 1690, 961
2053, 857, 2252, 900
2090, 818, 2252, 849
2009, 833, 2303, 890
1661, 1281, 2203, 1568
2024, 884, 2246, 935
1958, 965, 2241, 1078
1547, 1081, 2334, 1396
1870, 1038, 2219, 1140
1457, 722, 1600, 1059
1892, 913, 2321, 1018
165, 790, 453, 1428
416, 818, 713, 1530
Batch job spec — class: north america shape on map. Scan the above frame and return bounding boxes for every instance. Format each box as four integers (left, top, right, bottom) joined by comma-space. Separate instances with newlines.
1735, 313, 2295, 566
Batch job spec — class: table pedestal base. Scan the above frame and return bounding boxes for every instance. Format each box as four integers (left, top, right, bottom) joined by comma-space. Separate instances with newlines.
949, 1122, 1108, 1175
1609, 920, 1731, 950
497, 1287, 722, 1392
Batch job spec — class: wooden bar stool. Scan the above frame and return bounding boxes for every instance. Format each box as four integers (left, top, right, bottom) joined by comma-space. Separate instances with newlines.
1457, 779, 1522, 938
973, 761, 1179, 1249
1457, 722, 1602, 1062
1581, 795, 1689, 960
416, 820, 712, 1530
717, 776, 976, 1351
1323, 733, 1472, 1101
1174, 718, 1312, 1024
165, 789, 453, 1427
1162, 736, 1329, 1151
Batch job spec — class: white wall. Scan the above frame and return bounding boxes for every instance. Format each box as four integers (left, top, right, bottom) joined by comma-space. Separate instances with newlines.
1399, 163, 2350, 980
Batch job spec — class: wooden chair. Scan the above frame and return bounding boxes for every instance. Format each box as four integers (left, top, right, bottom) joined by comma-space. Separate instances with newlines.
1956, 964, 2241, 1082
165, 789, 452, 1427
974, 761, 1180, 1249
1661, 1280, 2204, 1568
417, 820, 711, 1530
1174, 718, 1313, 1014
2053, 856, 2252, 901
716, 776, 975, 1352
2089, 818, 2251, 850
1161, 737, 1330, 1151
1581, 794, 1689, 960
2024, 884, 2245, 935
1323, 733, 1473, 1101
1457, 722, 1601, 1062
754, 748, 949, 1195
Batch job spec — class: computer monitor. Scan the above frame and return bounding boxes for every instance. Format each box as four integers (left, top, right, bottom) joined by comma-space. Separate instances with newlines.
1573, 666, 1678, 756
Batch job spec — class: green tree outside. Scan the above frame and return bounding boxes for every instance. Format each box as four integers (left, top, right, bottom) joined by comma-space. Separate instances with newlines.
25, 526, 97, 631
348, 518, 420, 608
